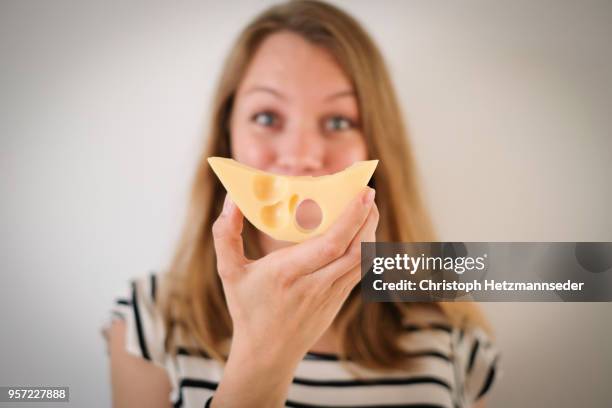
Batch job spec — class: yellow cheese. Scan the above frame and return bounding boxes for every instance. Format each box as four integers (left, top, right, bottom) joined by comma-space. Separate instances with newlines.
207, 157, 378, 242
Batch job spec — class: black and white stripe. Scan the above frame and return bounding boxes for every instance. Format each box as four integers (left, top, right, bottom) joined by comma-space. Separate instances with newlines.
131, 280, 151, 361
109, 273, 500, 408
452, 325, 501, 405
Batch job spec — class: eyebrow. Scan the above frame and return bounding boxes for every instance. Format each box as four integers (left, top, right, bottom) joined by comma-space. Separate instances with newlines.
324, 89, 355, 101
244, 86, 286, 100
243, 86, 355, 102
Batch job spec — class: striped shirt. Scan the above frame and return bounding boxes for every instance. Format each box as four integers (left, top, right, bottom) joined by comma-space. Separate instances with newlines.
103, 272, 500, 408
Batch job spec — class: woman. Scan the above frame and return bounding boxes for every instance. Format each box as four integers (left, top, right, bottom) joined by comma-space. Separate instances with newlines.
103, 1, 500, 407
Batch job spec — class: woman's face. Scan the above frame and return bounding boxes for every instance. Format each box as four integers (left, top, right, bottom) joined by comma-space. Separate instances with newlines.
229, 31, 368, 177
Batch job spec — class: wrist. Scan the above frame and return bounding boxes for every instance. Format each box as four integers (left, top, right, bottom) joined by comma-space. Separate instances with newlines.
212, 338, 302, 408
228, 336, 303, 374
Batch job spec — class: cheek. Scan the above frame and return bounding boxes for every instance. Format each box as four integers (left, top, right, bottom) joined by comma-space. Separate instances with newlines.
326, 134, 369, 170
229, 123, 276, 169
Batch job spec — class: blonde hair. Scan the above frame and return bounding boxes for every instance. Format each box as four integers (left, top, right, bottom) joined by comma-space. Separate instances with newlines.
161, 0, 490, 370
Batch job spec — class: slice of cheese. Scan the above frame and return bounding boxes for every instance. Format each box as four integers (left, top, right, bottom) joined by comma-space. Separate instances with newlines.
208, 157, 378, 242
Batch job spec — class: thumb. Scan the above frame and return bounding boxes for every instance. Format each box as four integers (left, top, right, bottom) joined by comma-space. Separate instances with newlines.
212, 194, 246, 278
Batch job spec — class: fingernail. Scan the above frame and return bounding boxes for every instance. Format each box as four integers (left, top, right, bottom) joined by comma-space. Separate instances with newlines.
362, 188, 376, 205
222, 195, 234, 216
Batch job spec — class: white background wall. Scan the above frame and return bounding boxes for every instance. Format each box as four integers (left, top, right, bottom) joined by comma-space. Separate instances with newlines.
1, 1, 610, 406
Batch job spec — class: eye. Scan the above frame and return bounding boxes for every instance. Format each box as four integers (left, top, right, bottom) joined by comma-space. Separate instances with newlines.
252, 111, 279, 128
324, 115, 355, 132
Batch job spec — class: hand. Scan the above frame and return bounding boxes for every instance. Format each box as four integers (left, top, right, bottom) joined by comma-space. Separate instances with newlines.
212, 187, 378, 362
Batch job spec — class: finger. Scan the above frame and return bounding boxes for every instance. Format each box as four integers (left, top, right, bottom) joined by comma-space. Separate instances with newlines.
266, 187, 376, 278
314, 203, 379, 290
327, 265, 360, 306
211, 195, 246, 278
311, 206, 378, 313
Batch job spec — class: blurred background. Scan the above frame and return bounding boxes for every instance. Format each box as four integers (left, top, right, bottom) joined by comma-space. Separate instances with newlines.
1, 0, 611, 406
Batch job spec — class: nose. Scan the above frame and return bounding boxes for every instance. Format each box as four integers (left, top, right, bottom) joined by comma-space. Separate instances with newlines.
275, 126, 324, 175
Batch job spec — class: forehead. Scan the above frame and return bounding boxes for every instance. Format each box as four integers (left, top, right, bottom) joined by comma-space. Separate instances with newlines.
237, 31, 353, 99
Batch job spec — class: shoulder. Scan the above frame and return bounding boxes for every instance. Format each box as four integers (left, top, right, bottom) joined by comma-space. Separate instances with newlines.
103, 273, 175, 408
103, 271, 168, 368
452, 322, 501, 405
397, 303, 456, 360
399, 303, 501, 404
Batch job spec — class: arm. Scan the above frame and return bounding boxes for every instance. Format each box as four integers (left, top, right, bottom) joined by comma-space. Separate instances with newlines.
107, 319, 172, 408
212, 342, 301, 408
474, 398, 487, 408
210, 189, 378, 407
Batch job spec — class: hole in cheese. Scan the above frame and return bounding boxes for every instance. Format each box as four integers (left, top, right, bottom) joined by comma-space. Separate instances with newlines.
260, 201, 287, 229
295, 199, 323, 231
253, 174, 287, 203
288, 194, 299, 213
